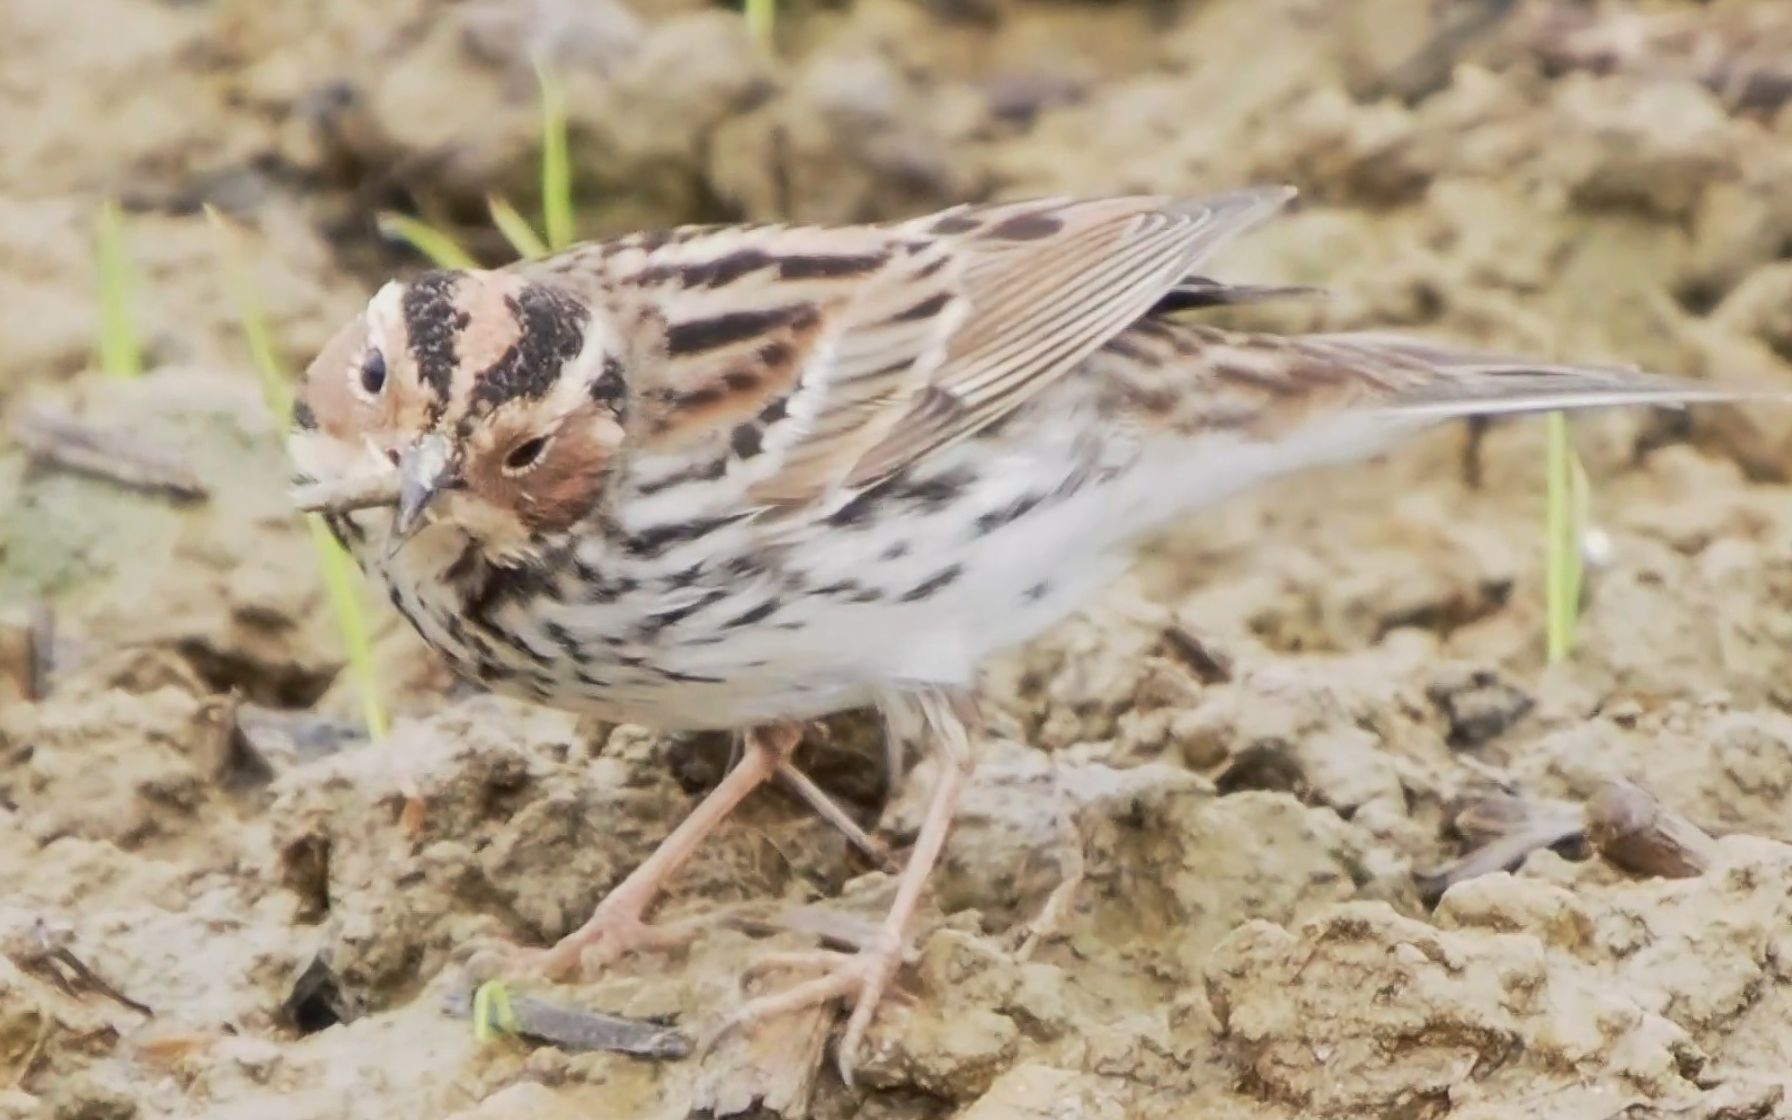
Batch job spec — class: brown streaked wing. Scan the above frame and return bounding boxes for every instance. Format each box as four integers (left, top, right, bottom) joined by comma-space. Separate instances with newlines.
597, 223, 965, 505
837, 189, 1295, 489
595, 190, 1295, 513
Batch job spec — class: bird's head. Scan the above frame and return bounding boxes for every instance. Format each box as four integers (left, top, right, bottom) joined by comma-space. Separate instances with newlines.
288, 268, 629, 565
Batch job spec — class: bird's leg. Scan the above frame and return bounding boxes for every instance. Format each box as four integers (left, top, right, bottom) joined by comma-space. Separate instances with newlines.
532, 722, 802, 979
724, 728, 891, 867
774, 758, 895, 870
715, 689, 977, 1086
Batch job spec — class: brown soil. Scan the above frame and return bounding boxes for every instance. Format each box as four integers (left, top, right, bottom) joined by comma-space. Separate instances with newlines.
6, 1, 1792, 1117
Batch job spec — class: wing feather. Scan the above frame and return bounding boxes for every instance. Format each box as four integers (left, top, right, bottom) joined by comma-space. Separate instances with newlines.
595, 187, 1296, 514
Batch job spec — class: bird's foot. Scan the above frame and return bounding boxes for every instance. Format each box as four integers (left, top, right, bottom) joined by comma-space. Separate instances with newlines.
466, 890, 702, 984
713, 939, 908, 1086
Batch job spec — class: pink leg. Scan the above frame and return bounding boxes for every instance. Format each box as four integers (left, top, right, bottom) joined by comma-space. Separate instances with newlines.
717, 690, 976, 1085
531, 723, 801, 978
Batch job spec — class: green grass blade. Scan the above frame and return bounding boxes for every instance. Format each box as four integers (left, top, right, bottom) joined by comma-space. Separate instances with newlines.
745, 0, 777, 52
305, 514, 389, 742
534, 60, 574, 252
95, 199, 143, 379
206, 206, 388, 742
377, 213, 479, 269
488, 196, 550, 260
1543, 411, 1583, 663
203, 206, 292, 418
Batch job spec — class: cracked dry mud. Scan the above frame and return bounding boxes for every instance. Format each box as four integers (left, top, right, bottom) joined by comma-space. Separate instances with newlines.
6, 0, 1792, 1117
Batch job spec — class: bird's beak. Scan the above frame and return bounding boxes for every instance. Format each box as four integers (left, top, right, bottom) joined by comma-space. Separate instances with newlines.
388, 432, 455, 559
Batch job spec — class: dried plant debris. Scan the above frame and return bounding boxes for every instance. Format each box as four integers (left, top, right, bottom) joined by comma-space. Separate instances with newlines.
440, 983, 692, 1059
1421, 780, 1721, 900
11, 403, 208, 501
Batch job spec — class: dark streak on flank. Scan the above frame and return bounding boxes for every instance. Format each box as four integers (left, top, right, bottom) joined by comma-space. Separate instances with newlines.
291, 400, 317, 430
892, 468, 972, 511
758, 396, 790, 424
542, 620, 581, 657
723, 599, 780, 628
692, 249, 776, 288
824, 491, 878, 529
470, 285, 589, 410
777, 253, 886, 280
640, 589, 729, 636
664, 562, 706, 589
666, 306, 813, 356
989, 211, 1063, 240
657, 668, 725, 684
623, 514, 744, 559
930, 214, 978, 235
1211, 358, 1307, 395
975, 493, 1043, 535
403, 271, 461, 415
891, 292, 951, 322
901, 564, 963, 602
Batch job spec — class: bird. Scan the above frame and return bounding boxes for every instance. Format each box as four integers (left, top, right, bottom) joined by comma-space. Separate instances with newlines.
286, 186, 1758, 1080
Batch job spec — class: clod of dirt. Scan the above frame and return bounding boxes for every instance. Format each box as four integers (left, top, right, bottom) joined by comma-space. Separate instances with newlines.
1206, 900, 1701, 1116
1426, 663, 1534, 750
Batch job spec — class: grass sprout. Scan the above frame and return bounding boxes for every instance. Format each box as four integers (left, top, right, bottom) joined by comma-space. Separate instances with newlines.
373, 62, 575, 269
534, 60, 574, 252
488, 196, 549, 260
745, 0, 777, 52
471, 981, 520, 1043
205, 206, 389, 742
95, 199, 143, 379
376, 212, 479, 270
1543, 411, 1588, 663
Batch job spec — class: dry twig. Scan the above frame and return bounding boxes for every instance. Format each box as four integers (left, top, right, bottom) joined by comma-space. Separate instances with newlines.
12, 405, 207, 501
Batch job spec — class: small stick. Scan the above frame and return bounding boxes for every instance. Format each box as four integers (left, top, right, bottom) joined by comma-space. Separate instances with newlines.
442, 985, 691, 1058
290, 471, 401, 514
0, 603, 51, 701
1, 919, 154, 1018
12, 405, 207, 501
1585, 779, 1715, 879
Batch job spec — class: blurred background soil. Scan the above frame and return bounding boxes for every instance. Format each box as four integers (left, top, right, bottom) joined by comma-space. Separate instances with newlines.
5, 0, 1792, 1117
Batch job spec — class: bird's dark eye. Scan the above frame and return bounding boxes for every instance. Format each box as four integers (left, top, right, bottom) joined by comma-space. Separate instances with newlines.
504, 436, 549, 472
359, 349, 387, 396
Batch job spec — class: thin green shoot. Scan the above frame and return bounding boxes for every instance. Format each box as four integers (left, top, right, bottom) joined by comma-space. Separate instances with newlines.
488, 195, 549, 260
377, 212, 479, 270
471, 981, 519, 1043
203, 206, 293, 419
95, 199, 143, 379
744, 0, 777, 53
534, 60, 574, 252
1543, 412, 1585, 663
304, 515, 389, 741
205, 206, 389, 742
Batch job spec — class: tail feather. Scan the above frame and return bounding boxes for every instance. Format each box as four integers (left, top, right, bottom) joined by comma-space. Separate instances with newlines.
1297, 331, 1777, 418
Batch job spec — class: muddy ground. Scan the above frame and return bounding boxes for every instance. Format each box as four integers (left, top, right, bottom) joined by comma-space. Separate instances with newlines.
6, 0, 1792, 1117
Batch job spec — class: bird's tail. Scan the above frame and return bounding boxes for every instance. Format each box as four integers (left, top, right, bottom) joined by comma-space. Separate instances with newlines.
1296, 332, 1773, 419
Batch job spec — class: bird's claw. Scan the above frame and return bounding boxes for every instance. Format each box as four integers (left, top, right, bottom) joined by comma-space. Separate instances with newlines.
712, 939, 906, 1086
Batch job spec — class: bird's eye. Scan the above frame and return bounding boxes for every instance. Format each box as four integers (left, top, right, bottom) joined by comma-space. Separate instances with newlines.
504, 436, 550, 473
358, 349, 387, 397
